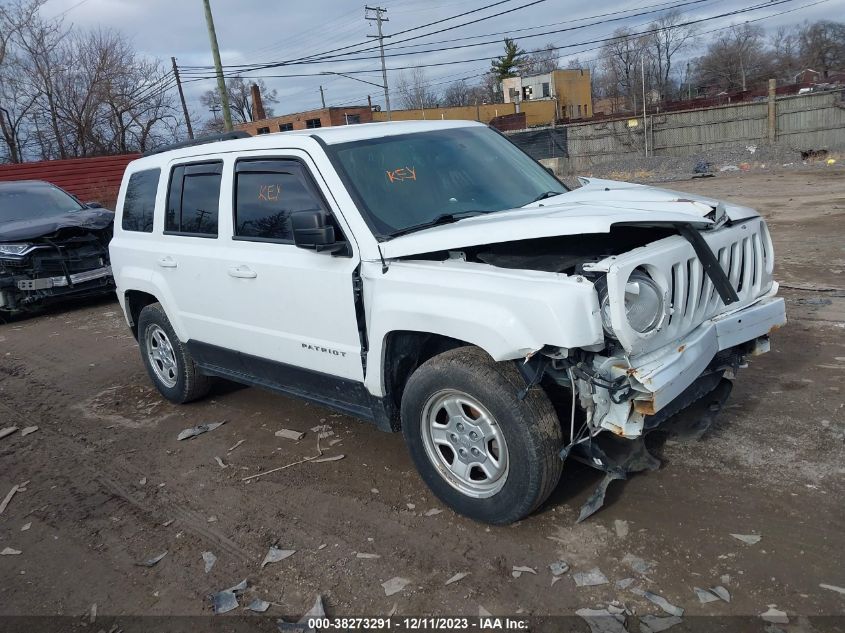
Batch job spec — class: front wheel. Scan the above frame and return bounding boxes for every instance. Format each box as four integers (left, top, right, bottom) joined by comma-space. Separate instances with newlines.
401, 347, 563, 525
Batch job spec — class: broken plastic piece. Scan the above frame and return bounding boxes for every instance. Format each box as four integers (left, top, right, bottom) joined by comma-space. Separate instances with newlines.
177, 421, 225, 441
275, 428, 305, 441
820, 584, 845, 595
0, 426, 18, 440
214, 456, 227, 469
136, 551, 167, 567
210, 588, 239, 615
228, 439, 245, 452
616, 577, 635, 589
573, 568, 609, 587
381, 577, 410, 597
622, 553, 655, 575
760, 607, 788, 624
636, 589, 684, 617
1, 547, 22, 555
424, 508, 443, 517
445, 572, 468, 585
511, 565, 537, 578
356, 553, 380, 559
247, 598, 270, 613
311, 454, 344, 463
710, 586, 731, 602
300, 595, 326, 620
202, 551, 217, 573
640, 614, 683, 633
549, 561, 570, 576
21, 426, 38, 436
0, 484, 20, 515
261, 546, 296, 569
730, 533, 761, 545
695, 587, 720, 604
575, 608, 627, 633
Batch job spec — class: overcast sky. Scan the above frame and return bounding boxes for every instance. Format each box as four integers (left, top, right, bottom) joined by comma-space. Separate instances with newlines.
38, 0, 841, 125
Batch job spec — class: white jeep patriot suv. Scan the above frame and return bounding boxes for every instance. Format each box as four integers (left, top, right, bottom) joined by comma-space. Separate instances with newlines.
110, 121, 786, 524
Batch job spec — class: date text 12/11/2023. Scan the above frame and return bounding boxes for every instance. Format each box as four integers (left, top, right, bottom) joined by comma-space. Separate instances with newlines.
305, 616, 530, 630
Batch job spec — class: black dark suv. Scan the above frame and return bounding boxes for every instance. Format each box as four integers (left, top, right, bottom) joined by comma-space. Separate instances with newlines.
0, 180, 115, 314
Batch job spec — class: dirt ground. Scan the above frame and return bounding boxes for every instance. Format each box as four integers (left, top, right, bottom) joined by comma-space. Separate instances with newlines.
0, 168, 843, 628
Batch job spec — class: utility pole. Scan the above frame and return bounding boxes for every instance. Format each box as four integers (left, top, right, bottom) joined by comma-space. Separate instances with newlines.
365, 6, 391, 121
201, 0, 233, 132
641, 55, 648, 157
320, 85, 326, 109
171, 57, 194, 139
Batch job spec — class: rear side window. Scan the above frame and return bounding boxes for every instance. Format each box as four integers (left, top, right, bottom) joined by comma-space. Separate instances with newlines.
165, 161, 222, 236
234, 159, 327, 242
122, 169, 160, 232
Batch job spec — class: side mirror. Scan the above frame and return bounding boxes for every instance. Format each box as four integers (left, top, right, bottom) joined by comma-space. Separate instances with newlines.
85, 201, 103, 208
291, 210, 347, 255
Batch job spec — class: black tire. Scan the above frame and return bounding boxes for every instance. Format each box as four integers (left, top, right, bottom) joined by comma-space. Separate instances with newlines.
137, 302, 211, 404
401, 346, 563, 525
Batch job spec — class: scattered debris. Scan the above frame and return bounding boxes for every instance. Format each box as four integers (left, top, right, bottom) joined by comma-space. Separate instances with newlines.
512, 566, 537, 578
445, 572, 469, 586
616, 578, 636, 589
246, 598, 270, 613
623, 553, 655, 575
202, 551, 217, 573
0, 426, 18, 440
209, 579, 247, 615
549, 561, 570, 576
614, 520, 629, 538
261, 546, 296, 569
820, 584, 845, 595
640, 614, 683, 633
730, 533, 762, 545
89, 603, 97, 624
695, 587, 720, 604
162, 519, 174, 527
356, 553, 381, 559
139, 477, 147, 485
275, 428, 305, 441
388, 603, 398, 617
424, 508, 443, 517
573, 568, 609, 587
719, 165, 739, 172
207, 516, 218, 523
20, 522, 31, 531
311, 454, 345, 463
710, 586, 731, 602
1, 547, 22, 555
382, 577, 411, 597
634, 589, 684, 617
479, 606, 493, 617
20, 426, 39, 436
317, 544, 327, 550
328, 439, 342, 447
760, 607, 789, 624
0, 484, 21, 515
228, 439, 245, 453
406, 503, 416, 510
607, 602, 628, 616
300, 594, 326, 621
214, 456, 228, 469
575, 608, 627, 633
177, 421, 225, 441
136, 551, 167, 567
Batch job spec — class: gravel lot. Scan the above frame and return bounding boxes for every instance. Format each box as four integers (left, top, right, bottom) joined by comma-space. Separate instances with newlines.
0, 168, 843, 629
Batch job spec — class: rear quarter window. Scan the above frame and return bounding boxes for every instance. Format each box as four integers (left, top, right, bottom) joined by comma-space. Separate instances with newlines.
122, 168, 160, 232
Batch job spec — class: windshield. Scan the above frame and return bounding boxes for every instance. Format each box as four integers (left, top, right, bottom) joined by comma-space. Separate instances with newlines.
329, 126, 567, 237
0, 182, 84, 223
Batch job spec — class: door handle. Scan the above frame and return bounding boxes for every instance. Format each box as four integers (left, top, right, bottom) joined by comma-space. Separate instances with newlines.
157, 256, 177, 268
228, 265, 257, 279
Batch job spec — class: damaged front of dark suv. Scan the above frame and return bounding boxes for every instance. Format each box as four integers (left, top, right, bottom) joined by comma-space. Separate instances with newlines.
0, 181, 115, 314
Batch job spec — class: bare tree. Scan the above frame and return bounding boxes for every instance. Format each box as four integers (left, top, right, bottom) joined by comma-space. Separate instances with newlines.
396, 67, 438, 110
600, 28, 647, 111
695, 24, 767, 92
647, 10, 697, 100
523, 42, 558, 75
798, 20, 845, 77
201, 77, 279, 124
442, 80, 472, 107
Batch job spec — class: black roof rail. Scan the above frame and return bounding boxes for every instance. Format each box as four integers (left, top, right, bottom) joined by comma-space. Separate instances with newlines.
142, 131, 251, 157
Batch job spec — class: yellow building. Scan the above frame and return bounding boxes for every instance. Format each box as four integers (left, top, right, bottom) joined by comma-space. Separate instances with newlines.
502, 69, 592, 120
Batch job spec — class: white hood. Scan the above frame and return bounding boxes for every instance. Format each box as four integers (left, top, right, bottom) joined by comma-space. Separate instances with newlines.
379, 178, 759, 260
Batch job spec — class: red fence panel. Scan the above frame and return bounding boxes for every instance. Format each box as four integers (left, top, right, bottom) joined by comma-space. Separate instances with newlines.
0, 154, 140, 209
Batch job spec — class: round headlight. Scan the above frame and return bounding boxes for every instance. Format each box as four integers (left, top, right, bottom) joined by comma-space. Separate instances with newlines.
624, 270, 664, 333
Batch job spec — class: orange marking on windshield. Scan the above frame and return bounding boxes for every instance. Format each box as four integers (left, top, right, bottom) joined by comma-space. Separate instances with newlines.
386, 166, 416, 183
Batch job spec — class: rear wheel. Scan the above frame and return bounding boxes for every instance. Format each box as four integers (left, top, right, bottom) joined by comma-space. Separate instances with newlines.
401, 347, 563, 525
137, 302, 211, 404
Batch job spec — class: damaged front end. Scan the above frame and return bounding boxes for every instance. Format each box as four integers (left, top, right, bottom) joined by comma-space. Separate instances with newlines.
0, 226, 115, 314
517, 215, 786, 520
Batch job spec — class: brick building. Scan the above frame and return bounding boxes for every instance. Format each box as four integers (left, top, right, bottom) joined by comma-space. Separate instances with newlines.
236, 105, 374, 135
501, 69, 593, 120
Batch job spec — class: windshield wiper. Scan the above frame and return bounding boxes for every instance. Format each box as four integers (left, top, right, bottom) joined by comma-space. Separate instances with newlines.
388, 210, 485, 238
527, 190, 566, 204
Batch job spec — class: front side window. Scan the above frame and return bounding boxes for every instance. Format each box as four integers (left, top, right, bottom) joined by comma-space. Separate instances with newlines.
122, 169, 160, 232
329, 126, 566, 237
233, 159, 327, 242
165, 161, 222, 236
